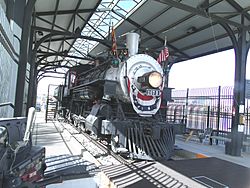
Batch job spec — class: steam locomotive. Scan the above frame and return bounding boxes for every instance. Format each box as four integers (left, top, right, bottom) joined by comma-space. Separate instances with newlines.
56, 33, 174, 160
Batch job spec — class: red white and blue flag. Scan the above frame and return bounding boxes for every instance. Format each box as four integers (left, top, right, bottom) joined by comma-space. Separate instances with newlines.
157, 47, 169, 64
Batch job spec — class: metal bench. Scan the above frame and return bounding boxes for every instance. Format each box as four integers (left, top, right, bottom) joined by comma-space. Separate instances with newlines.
184, 128, 213, 143
198, 128, 213, 143
210, 136, 231, 143
210, 136, 250, 148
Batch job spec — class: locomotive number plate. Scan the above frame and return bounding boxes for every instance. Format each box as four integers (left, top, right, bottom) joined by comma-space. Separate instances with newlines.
146, 89, 160, 96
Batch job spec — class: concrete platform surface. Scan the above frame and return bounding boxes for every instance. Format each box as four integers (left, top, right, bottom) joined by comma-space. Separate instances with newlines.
32, 112, 250, 188
175, 138, 250, 168
32, 112, 99, 188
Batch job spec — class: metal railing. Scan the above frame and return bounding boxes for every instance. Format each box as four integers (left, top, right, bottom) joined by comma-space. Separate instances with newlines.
0, 102, 15, 109
167, 86, 250, 145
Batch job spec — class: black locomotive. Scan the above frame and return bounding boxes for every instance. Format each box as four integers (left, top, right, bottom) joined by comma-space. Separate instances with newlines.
56, 33, 174, 160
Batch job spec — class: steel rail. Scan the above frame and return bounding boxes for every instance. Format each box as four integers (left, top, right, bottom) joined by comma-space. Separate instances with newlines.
54, 118, 129, 165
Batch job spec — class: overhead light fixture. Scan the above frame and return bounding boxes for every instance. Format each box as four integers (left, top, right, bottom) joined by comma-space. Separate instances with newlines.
37, 31, 43, 36
186, 26, 197, 34
74, 27, 81, 35
197, 0, 209, 12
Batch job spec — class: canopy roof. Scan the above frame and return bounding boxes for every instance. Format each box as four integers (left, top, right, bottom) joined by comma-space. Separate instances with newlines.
33, 0, 250, 77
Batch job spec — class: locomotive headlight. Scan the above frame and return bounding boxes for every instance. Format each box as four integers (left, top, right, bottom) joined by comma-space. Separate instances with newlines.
148, 71, 163, 88
137, 71, 163, 89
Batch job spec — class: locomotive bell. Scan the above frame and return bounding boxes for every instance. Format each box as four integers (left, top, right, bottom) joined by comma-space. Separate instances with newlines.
126, 32, 140, 56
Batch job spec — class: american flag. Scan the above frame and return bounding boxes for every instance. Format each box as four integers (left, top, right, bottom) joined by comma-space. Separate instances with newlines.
157, 47, 169, 64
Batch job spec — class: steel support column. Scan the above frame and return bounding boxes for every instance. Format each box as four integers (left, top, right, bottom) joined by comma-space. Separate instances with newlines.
32, 69, 38, 108
28, 33, 69, 107
14, 0, 36, 116
230, 26, 248, 156
220, 18, 249, 156
27, 28, 36, 112
5, 0, 14, 22
27, 30, 103, 111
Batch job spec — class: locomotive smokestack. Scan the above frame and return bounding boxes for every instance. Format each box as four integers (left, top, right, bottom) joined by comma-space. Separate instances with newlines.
126, 32, 140, 56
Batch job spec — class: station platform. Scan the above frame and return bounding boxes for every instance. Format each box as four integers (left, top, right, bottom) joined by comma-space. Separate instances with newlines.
32, 112, 250, 188
175, 138, 250, 168
32, 112, 100, 188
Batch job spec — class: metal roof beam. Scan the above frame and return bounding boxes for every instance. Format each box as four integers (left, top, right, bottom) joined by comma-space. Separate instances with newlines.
141, 13, 195, 44
112, 10, 190, 59
58, 0, 102, 62
36, 51, 91, 69
47, 0, 60, 62
175, 46, 233, 63
130, 19, 190, 58
167, 15, 236, 45
38, 71, 66, 75
39, 59, 64, 65
38, 65, 72, 72
226, 0, 250, 21
35, 16, 71, 33
38, 75, 65, 82
41, 35, 112, 48
142, 0, 223, 44
64, 40, 89, 58
137, 1, 178, 29
77, 13, 106, 39
31, 28, 109, 64
180, 30, 238, 52
155, 0, 250, 29
151, 15, 238, 57
38, 63, 66, 72
36, 51, 92, 60
39, 59, 79, 67
32, 26, 71, 35
35, 8, 100, 16
39, 44, 60, 53
55, 0, 86, 62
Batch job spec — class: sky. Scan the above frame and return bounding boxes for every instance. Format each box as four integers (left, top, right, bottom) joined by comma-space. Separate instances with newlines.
37, 76, 64, 95
37, 49, 250, 95
168, 49, 250, 90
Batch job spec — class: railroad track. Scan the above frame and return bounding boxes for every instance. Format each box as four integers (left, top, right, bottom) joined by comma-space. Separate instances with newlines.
48, 118, 207, 188
53, 118, 130, 166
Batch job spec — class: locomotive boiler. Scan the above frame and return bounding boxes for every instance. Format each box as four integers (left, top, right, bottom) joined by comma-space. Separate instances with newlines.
57, 33, 174, 160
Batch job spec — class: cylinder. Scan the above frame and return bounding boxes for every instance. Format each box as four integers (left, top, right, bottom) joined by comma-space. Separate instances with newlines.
126, 32, 140, 56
